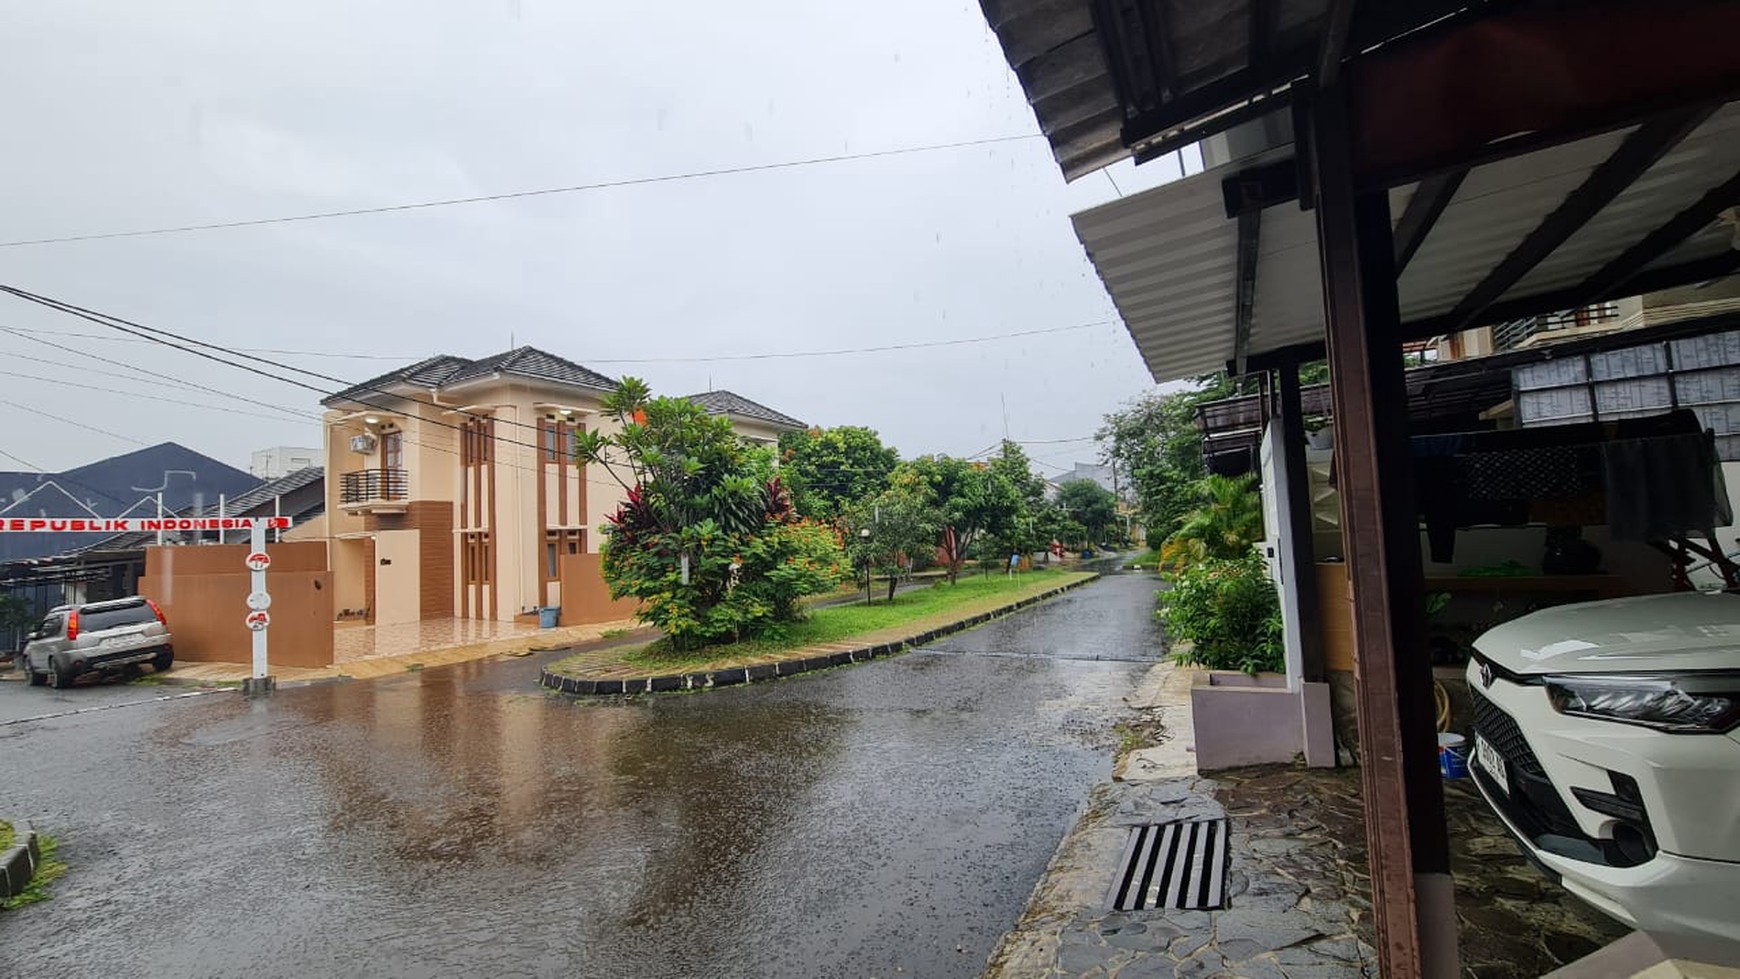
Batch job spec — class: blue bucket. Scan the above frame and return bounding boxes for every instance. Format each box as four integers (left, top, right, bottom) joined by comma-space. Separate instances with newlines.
538, 606, 560, 629
1438, 732, 1469, 779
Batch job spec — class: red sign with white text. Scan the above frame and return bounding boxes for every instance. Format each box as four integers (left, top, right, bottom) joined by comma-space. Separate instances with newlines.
0, 517, 292, 533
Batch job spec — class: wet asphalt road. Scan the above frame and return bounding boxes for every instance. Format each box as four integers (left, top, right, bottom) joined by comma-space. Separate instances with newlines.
0, 570, 1162, 979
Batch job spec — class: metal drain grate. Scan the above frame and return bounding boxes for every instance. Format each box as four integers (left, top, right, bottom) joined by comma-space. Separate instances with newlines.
1107, 818, 1229, 911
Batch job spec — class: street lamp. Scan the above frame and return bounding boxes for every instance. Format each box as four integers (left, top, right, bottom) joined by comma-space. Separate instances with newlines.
859, 527, 874, 604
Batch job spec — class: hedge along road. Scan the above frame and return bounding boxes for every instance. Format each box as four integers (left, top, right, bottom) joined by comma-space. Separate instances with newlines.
0, 567, 1163, 979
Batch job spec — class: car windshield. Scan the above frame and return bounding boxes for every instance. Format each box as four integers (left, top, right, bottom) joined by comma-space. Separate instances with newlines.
77, 602, 156, 633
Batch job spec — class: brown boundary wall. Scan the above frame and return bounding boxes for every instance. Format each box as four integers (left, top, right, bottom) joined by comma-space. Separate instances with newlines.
558, 552, 638, 626
140, 542, 334, 668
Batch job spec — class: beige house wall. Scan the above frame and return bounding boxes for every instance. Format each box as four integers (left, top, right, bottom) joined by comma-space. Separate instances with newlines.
320, 375, 797, 624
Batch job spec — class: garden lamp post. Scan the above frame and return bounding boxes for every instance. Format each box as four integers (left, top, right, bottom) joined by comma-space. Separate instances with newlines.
859, 527, 872, 605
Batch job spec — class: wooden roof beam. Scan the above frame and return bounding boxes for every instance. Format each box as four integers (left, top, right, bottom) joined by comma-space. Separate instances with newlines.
1439, 105, 1716, 334
1391, 169, 1466, 277
1578, 167, 1740, 303
1232, 208, 1262, 375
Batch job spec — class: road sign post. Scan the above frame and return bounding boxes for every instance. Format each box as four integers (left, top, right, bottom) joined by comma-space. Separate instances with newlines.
0, 515, 292, 695
242, 522, 274, 697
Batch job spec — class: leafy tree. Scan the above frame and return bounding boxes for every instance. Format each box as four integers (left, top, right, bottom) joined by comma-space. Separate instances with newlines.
778, 426, 900, 521
1055, 479, 1119, 545
903, 454, 1015, 583
1, 593, 34, 650
1096, 373, 1238, 542
576, 378, 847, 650
843, 476, 939, 602
1161, 474, 1265, 570
984, 440, 1050, 559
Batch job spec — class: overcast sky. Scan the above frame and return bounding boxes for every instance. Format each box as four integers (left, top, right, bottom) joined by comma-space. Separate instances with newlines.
1, 0, 1191, 479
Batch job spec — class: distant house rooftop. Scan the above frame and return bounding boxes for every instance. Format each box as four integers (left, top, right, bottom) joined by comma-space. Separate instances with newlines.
684, 390, 806, 431
321, 347, 620, 409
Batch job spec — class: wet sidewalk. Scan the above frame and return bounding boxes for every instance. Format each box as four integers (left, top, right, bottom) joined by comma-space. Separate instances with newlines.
162, 615, 642, 686
986, 661, 1625, 979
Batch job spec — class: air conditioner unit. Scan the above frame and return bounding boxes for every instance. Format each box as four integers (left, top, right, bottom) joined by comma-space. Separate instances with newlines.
350, 434, 377, 454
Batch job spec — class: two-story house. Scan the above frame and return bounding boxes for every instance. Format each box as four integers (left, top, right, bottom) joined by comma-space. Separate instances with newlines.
320, 347, 806, 626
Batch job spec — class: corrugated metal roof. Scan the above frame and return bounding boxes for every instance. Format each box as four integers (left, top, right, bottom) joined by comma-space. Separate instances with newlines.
979, 0, 1479, 182
979, 0, 1126, 181
1075, 102, 1740, 383
1514, 102, 1740, 297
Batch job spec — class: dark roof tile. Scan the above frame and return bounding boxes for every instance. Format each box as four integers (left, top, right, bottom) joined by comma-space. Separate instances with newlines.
322, 348, 617, 407
684, 390, 806, 430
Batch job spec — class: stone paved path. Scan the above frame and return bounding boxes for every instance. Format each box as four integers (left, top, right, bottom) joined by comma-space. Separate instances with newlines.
985, 665, 1626, 979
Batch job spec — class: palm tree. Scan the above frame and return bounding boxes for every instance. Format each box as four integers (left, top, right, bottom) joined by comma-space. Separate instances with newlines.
1161, 474, 1263, 570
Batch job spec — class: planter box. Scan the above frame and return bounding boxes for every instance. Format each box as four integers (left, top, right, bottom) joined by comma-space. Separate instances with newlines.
1190, 670, 1306, 771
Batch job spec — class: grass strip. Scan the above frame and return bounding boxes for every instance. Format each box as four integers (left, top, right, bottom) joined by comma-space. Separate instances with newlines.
549, 569, 1093, 679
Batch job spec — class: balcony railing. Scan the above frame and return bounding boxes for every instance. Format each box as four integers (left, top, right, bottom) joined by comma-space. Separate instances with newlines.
1492, 303, 1621, 352
341, 468, 408, 505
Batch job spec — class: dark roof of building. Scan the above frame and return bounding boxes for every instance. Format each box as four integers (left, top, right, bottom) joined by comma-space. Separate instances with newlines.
685, 390, 806, 431
0, 443, 260, 564
320, 355, 471, 408
220, 466, 324, 515
56, 442, 259, 508
322, 348, 618, 407
442, 347, 619, 391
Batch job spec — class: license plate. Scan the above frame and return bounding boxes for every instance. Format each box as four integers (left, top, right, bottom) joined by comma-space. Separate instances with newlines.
1475, 736, 1509, 793
102, 635, 137, 648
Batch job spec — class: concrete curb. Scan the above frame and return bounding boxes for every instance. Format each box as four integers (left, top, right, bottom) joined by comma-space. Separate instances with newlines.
1, 819, 41, 901
539, 573, 1100, 696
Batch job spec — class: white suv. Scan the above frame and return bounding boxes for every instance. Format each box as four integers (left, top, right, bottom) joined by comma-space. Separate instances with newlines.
1467, 591, 1740, 949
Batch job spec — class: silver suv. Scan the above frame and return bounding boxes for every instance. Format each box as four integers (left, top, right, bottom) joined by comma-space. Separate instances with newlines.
22, 597, 174, 689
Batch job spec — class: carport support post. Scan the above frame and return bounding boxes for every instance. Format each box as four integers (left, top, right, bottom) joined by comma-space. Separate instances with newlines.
1308, 88, 1456, 979
1275, 358, 1334, 767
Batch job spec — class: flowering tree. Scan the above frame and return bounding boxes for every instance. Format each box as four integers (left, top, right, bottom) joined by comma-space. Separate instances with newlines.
575, 378, 845, 650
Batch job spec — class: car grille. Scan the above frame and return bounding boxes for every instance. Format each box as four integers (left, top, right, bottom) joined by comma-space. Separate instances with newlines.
1471, 688, 1547, 778
1470, 686, 1586, 842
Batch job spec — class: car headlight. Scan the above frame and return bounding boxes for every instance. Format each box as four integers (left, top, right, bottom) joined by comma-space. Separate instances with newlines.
1546, 673, 1740, 733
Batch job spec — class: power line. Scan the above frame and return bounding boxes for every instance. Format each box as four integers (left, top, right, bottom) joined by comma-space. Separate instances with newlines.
0, 368, 321, 426
0, 134, 1043, 248
1, 326, 413, 360
587, 322, 1111, 363
2, 399, 148, 445
2, 319, 1111, 366
0, 286, 546, 445
0, 284, 575, 456
1010, 435, 1099, 445
0, 446, 46, 472
0, 336, 321, 422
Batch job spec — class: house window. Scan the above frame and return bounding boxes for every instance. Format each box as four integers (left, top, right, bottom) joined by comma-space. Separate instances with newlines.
382, 430, 403, 471
543, 529, 584, 581
542, 420, 560, 463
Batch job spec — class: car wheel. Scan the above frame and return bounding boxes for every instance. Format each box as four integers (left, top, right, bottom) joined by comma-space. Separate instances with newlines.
48, 657, 76, 689
28, 669, 47, 687
151, 649, 174, 673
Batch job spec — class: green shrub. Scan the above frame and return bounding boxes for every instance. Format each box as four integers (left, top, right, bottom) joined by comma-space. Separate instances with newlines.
1159, 553, 1284, 675
582, 378, 847, 651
